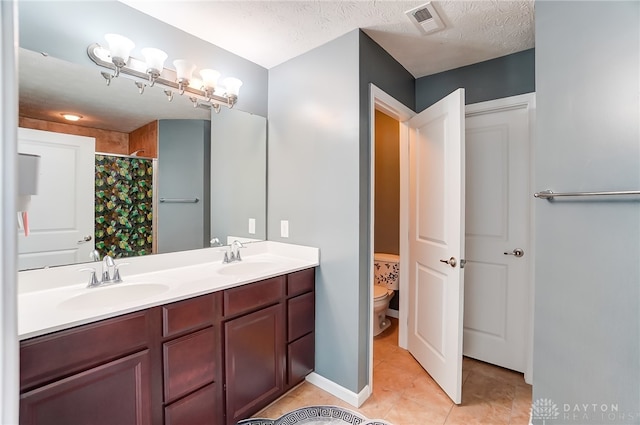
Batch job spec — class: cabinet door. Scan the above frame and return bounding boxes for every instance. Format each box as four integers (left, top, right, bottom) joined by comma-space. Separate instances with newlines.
20, 350, 151, 425
224, 304, 284, 425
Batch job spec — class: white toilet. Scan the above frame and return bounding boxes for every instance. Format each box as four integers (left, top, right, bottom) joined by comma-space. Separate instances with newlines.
373, 253, 399, 336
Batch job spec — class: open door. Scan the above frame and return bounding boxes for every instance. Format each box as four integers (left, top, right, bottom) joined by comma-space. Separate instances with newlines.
17, 128, 95, 270
407, 89, 465, 404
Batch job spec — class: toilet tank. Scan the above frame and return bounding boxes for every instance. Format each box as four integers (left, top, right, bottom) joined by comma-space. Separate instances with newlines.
374, 253, 400, 290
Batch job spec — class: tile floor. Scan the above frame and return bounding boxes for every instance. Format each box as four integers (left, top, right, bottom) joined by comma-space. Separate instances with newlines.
255, 318, 532, 425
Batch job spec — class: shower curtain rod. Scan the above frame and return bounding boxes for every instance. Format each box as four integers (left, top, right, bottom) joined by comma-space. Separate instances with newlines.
534, 190, 640, 200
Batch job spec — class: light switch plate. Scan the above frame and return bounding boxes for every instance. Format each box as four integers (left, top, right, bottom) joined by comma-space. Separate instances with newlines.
248, 218, 256, 234
280, 220, 289, 238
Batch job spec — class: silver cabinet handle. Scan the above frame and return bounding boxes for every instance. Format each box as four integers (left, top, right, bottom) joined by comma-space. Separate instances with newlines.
439, 257, 457, 268
504, 248, 524, 258
77, 235, 92, 244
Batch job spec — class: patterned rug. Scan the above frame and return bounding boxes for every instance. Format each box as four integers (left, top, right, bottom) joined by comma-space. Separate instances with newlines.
237, 405, 393, 425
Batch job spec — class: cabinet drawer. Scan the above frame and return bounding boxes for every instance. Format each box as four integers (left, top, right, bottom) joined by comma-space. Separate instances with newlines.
224, 276, 285, 317
287, 292, 315, 342
163, 327, 216, 403
287, 333, 314, 386
164, 383, 218, 425
287, 268, 315, 297
162, 293, 216, 338
20, 350, 151, 425
20, 310, 150, 391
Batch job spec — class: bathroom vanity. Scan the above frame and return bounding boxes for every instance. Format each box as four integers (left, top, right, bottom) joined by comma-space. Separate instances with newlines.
17, 242, 318, 425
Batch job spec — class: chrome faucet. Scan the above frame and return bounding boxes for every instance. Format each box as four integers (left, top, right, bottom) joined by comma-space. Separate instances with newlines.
79, 255, 125, 288
231, 240, 245, 262
89, 249, 101, 262
102, 255, 116, 282
222, 240, 245, 264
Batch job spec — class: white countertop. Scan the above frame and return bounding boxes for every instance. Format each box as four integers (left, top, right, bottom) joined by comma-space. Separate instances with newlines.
18, 241, 319, 340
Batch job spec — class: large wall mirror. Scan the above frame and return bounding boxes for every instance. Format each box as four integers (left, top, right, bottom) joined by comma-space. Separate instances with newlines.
17, 1, 268, 271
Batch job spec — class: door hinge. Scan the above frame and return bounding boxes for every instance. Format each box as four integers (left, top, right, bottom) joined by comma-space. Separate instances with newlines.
460, 259, 466, 269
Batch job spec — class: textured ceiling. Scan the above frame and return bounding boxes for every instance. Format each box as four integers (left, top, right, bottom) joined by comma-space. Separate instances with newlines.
119, 0, 535, 78
19, 0, 535, 133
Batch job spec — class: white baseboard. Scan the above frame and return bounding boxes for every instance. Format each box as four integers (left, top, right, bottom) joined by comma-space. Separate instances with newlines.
386, 308, 399, 319
305, 372, 371, 408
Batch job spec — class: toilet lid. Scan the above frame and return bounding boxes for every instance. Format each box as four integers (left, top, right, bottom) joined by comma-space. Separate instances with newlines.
373, 285, 389, 300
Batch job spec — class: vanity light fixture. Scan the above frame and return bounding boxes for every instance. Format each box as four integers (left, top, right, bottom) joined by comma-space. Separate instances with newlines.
87, 33, 243, 111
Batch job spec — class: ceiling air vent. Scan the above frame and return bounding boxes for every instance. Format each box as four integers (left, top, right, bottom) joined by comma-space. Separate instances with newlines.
406, 2, 445, 35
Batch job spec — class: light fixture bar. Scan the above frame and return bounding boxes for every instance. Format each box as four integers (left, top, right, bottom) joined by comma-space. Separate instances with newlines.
87, 43, 237, 108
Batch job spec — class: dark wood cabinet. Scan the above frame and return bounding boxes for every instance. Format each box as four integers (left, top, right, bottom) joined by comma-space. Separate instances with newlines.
223, 267, 316, 424
225, 303, 285, 425
161, 293, 223, 425
164, 383, 218, 425
285, 269, 315, 390
19, 267, 315, 425
20, 310, 152, 392
20, 349, 152, 425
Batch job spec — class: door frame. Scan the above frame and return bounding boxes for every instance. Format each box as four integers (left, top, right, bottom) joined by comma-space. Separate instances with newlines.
368, 84, 415, 392
368, 85, 536, 391
1, 1, 20, 423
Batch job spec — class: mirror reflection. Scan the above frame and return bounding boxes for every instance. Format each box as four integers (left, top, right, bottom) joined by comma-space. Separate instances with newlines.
17, 45, 266, 271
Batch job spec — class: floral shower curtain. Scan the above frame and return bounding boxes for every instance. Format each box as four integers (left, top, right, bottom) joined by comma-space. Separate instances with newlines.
95, 154, 154, 258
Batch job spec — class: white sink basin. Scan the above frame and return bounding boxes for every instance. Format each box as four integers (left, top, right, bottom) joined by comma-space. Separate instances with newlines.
58, 283, 170, 310
216, 261, 277, 276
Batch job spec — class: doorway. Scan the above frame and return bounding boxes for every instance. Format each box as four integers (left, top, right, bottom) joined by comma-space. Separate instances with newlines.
368, 85, 535, 402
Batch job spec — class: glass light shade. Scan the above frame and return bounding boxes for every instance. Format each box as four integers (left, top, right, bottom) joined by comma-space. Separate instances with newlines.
141, 47, 168, 74
223, 77, 243, 97
173, 59, 196, 82
104, 33, 135, 64
199, 69, 221, 89
188, 78, 203, 90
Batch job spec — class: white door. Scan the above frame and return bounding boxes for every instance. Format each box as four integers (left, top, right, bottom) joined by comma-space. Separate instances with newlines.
17, 128, 95, 270
407, 89, 465, 404
463, 94, 534, 373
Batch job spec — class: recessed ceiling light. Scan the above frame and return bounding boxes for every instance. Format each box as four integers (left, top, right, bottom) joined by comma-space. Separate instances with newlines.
61, 113, 83, 122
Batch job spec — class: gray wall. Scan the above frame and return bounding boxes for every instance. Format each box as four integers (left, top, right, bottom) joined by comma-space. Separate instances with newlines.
268, 30, 363, 392
268, 29, 414, 394
533, 2, 640, 423
157, 120, 210, 253
415, 49, 534, 111
18, 1, 268, 116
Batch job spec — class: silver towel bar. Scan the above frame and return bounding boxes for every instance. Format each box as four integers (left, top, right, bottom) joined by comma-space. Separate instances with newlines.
534, 190, 640, 200
159, 197, 200, 203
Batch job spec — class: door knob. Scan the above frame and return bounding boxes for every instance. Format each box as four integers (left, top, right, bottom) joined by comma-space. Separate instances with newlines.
439, 257, 457, 268
77, 235, 92, 244
504, 248, 524, 258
